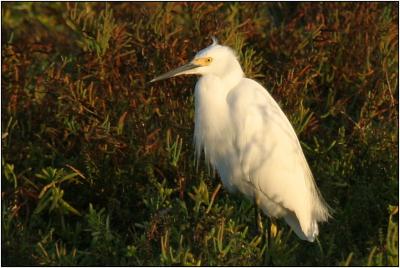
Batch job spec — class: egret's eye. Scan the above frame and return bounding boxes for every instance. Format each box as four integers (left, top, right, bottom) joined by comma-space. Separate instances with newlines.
206, 57, 213, 63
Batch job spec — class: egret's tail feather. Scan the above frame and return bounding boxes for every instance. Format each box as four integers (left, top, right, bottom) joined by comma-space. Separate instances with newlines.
283, 212, 319, 242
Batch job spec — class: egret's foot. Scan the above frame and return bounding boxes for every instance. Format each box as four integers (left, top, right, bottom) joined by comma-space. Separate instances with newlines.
268, 218, 278, 244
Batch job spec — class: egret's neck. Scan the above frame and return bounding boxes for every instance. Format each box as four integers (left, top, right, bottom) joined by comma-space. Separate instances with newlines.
218, 60, 244, 91
193, 59, 244, 160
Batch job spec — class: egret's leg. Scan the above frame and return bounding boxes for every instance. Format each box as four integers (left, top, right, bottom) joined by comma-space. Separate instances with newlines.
266, 216, 271, 246
256, 206, 264, 234
253, 196, 264, 235
264, 217, 278, 265
253, 197, 275, 265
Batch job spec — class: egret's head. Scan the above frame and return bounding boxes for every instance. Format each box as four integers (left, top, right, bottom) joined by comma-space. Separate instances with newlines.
150, 37, 243, 83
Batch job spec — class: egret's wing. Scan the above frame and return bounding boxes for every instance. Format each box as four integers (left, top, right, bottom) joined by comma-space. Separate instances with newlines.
227, 78, 330, 222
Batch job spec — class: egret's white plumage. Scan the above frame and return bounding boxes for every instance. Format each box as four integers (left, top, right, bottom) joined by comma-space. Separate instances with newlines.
151, 39, 330, 242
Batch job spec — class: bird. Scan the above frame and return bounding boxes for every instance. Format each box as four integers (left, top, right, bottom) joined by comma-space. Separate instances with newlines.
150, 37, 331, 242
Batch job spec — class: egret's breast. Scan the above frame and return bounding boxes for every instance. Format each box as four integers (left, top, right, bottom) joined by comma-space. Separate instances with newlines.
193, 76, 239, 191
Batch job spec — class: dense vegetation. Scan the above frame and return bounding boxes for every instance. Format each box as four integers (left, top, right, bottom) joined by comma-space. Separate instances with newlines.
2, 2, 398, 266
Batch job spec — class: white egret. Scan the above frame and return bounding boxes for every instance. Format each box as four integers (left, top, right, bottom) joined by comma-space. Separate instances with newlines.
150, 38, 331, 242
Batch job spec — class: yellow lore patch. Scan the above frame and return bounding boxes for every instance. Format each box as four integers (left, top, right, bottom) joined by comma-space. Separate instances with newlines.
192, 57, 213, 66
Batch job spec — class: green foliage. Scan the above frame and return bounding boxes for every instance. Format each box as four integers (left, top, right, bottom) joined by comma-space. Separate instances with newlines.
365, 206, 398, 266
34, 167, 81, 217
2, 2, 398, 266
65, 3, 117, 58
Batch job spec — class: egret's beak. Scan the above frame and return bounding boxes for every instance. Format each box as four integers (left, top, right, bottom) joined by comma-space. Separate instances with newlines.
150, 62, 200, 83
